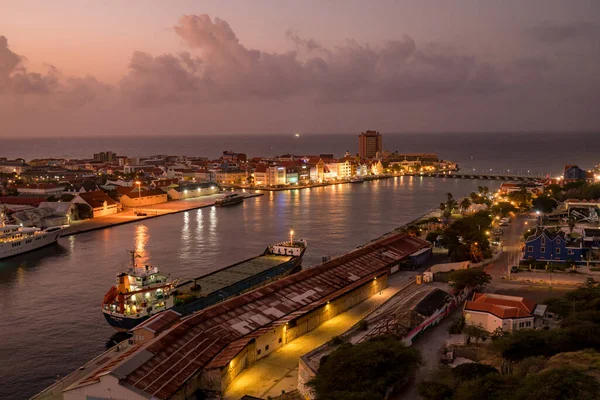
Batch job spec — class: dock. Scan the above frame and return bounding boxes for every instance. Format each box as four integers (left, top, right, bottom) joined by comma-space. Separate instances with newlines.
61, 192, 263, 236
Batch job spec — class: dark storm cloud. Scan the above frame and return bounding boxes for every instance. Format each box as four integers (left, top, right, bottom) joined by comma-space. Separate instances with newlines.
530, 21, 600, 43
120, 14, 524, 106
0, 35, 110, 104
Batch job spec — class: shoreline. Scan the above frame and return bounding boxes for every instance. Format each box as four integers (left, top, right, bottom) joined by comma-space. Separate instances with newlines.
61, 192, 263, 237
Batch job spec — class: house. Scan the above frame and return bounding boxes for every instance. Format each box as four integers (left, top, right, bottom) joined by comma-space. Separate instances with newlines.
522, 228, 584, 263
463, 293, 539, 333
120, 189, 168, 208
582, 228, 600, 262
308, 157, 325, 182
167, 183, 220, 200
38, 202, 80, 223
71, 191, 118, 218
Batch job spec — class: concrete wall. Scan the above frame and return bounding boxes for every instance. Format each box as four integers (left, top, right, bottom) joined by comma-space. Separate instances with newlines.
463, 310, 534, 333
286, 276, 387, 343
120, 193, 168, 207
91, 204, 118, 218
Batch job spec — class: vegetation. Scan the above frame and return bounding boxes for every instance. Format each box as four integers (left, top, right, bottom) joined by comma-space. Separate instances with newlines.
532, 195, 559, 213
309, 335, 421, 400
419, 283, 600, 400
507, 187, 532, 210
448, 268, 491, 291
491, 201, 517, 217
544, 182, 600, 202
442, 210, 493, 262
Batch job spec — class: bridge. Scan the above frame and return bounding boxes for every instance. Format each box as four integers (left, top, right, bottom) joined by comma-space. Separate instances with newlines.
417, 172, 543, 181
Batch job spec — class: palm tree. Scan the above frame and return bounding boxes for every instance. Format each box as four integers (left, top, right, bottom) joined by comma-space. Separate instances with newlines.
478, 186, 484, 194
460, 198, 472, 214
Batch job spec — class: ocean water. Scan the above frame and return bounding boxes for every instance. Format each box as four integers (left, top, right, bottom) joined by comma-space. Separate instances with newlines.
1, 131, 598, 176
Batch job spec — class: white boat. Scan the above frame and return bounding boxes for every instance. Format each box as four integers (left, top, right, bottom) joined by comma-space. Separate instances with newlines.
0, 206, 65, 260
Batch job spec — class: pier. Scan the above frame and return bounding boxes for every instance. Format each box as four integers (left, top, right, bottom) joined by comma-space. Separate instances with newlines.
419, 172, 544, 181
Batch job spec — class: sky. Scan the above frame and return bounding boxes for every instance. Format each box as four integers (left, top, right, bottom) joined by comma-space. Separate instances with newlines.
1, 0, 599, 136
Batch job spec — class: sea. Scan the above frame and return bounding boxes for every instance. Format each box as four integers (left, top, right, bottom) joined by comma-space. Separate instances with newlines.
1, 131, 598, 176
0, 131, 597, 399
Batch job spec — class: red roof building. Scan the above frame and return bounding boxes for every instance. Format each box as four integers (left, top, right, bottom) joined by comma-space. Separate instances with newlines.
463, 292, 538, 333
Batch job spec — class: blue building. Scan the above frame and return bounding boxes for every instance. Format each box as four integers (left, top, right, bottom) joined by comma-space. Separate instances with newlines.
522, 228, 584, 263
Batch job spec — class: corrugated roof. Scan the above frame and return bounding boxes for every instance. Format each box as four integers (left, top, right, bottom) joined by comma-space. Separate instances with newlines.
89, 233, 429, 399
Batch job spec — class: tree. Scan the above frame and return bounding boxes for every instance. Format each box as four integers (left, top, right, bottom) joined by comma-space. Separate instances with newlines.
452, 362, 498, 382
308, 335, 421, 399
460, 198, 472, 214
491, 201, 518, 217
532, 195, 559, 214
448, 268, 491, 291
463, 324, 489, 343
418, 381, 453, 400
513, 367, 600, 400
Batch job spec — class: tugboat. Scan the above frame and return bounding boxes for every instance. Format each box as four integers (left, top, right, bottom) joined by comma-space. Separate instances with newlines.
101, 230, 307, 331
101, 251, 175, 331
0, 206, 65, 260
215, 193, 244, 207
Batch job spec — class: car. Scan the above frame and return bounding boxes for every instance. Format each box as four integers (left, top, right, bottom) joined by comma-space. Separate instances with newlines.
499, 221, 508, 226
510, 266, 519, 273
493, 228, 504, 235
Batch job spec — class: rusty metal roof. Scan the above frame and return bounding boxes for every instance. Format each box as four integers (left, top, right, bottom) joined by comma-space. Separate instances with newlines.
115, 233, 430, 399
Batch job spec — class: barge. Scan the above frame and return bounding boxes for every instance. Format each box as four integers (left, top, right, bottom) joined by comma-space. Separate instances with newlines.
102, 231, 307, 331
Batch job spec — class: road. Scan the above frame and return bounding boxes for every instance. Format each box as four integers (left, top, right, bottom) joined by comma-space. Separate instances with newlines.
484, 214, 527, 279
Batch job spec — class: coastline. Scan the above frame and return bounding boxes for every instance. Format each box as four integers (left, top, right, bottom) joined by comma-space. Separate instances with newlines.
61, 192, 263, 237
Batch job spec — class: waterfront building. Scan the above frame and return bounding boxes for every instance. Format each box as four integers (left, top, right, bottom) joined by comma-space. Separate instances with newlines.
71, 191, 118, 218
215, 170, 248, 185
52, 233, 430, 399
308, 157, 325, 182
167, 183, 220, 200
371, 160, 384, 175
120, 189, 168, 208
358, 130, 382, 159
463, 292, 540, 333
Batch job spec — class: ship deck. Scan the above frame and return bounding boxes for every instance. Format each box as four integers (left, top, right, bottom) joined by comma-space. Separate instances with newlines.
177, 254, 293, 297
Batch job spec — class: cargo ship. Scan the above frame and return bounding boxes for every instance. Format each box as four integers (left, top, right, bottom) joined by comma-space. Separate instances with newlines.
102, 231, 307, 331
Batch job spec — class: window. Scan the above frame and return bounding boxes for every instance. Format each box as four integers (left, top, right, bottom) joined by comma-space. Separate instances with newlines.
556, 239, 560, 244
257, 349, 261, 355
540, 247, 545, 253
265, 345, 269, 351
518, 322, 525, 328
556, 248, 561, 254
278, 338, 282, 343
541, 237, 546, 245
526, 321, 532, 327
540, 257, 545, 260
568, 249, 573, 255
528, 246, 533, 252
528, 256, 533, 260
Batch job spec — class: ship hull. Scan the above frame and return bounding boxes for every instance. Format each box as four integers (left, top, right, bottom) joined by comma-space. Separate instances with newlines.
215, 198, 243, 207
103, 312, 150, 332
0, 231, 62, 260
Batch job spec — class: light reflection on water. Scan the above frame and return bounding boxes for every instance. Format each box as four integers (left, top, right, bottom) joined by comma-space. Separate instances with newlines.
0, 178, 499, 400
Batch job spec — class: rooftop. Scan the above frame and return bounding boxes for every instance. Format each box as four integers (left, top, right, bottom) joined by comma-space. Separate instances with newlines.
464, 292, 536, 319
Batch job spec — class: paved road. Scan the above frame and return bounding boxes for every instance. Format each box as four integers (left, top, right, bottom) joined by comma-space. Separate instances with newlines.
485, 214, 527, 279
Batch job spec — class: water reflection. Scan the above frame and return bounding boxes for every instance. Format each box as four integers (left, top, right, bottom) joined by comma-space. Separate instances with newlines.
134, 224, 149, 266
